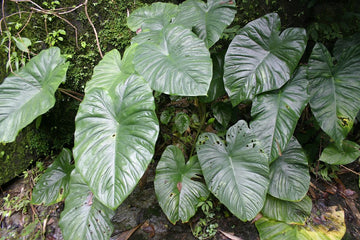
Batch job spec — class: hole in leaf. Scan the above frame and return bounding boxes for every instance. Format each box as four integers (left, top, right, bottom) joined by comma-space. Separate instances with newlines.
112, 133, 116, 138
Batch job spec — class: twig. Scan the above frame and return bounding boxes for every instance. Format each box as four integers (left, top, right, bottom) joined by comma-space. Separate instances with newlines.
340, 165, 360, 176
84, 0, 103, 58
17, 11, 33, 35
58, 88, 84, 97
0, 11, 30, 33
59, 88, 83, 101
1, 0, 8, 33
58, 3, 85, 15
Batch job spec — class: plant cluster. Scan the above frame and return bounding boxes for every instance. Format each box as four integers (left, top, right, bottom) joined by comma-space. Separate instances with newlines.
0, 0, 360, 240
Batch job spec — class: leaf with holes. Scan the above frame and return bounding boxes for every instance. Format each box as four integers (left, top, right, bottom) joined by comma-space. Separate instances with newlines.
31, 148, 74, 205
268, 137, 310, 201
127, 2, 178, 32
59, 170, 114, 240
320, 140, 360, 165
133, 24, 212, 96
250, 67, 309, 162
74, 74, 159, 209
154, 145, 209, 224
224, 13, 307, 105
196, 120, 269, 221
262, 195, 312, 224
308, 43, 360, 147
174, 0, 236, 48
0, 47, 69, 143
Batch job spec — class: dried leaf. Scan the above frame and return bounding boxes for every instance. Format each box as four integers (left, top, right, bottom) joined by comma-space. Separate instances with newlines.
219, 230, 243, 240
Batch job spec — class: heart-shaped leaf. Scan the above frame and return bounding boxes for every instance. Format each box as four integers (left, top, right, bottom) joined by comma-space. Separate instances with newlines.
250, 67, 309, 161
212, 101, 232, 127
154, 145, 209, 224
174, 0, 236, 48
262, 195, 312, 224
85, 45, 137, 93
256, 206, 346, 240
224, 13, 307, 105
59, 170, 114, 240
31, 148, 74, 205
127, 2, 178, 32
133, 24, 212, 96
0, 47, 69, 143
196, 120, 269, 221
308, 43, 360, 147
74, 74, 159, 209
320, 140, 360, 165
13, 37, 31, 52
268, 137, 310, 201
174, 112, 190, 134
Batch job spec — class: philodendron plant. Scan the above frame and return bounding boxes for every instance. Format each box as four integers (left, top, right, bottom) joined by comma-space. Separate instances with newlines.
0, 0, 359, 239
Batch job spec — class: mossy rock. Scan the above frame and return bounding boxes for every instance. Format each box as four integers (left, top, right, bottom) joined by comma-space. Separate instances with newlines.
0, 125, 48, 186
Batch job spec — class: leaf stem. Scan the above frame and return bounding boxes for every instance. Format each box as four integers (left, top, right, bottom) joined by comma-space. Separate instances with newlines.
190, 99, 206, 157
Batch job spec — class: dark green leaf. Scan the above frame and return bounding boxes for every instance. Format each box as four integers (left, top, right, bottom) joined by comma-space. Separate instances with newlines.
31, 148, 74, 205
268, 137, 310, 201
308, 43, 360, 147
59, 170, 114, 240
74, 74, 159, 209
0, 47, 69, 143
154, 145, 209, 224
320, 140, 360, 165
262, 195, 312, 224
160, 109, 174, 125
250, 67, 309, 161
224, 13, 307, 105
212, 101, 232, 127
174, 0, 236, 48
196, 120, 269, 221
174, 112, 190, 134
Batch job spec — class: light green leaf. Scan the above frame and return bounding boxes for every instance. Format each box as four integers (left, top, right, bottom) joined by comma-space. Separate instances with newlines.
224, 13, 307, 105
250, 67, 309, 162
262, 195, 312, 224
0, 47, 69, 143
133, 24, 212, 96
154, 145, 209, 224
308, 43, 360, 147
59, 170, 114, 240
127, 2, 178, 31
320, 140, 360, 165
31, 148, 74, 205
174, 112, 190, 134
196, 120, 269, 221
268, 137, 310, 201
174, 0, 236, 48
74, 74, 159, 209
13, 37, 32, 52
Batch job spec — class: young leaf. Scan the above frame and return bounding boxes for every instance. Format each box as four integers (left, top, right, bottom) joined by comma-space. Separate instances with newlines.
154, 145, 209, 224
127, 2, 178, 32
250, 67, 309, 162
174, 112, 190, 134
174, 0, 236, 48
268, 137, 310, 201
31, 148, 74, 205
74, 74, 159, 209
262, 195, 312, 224
133, 24, 212, 96
224, 13, 307, 105
0, 47, 69, 143
59, 170, 114, 240
13, 37, 31, 52
196, 120, 269, 221
308, 43, 360, 147
256, 206, 346, 240
320, 140, 360, 165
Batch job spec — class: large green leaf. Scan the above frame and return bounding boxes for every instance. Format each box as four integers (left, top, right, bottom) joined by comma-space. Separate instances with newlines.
0, 47, 69, 143
333, 33, 360, 59
174, 0, 236, 48
308, 43, 360, 147
127, 2, 178, 32
256, 207, 346, 240
59, 170, 114, 240
133, 24, 212, 96
262, 195, 312, 224
31, 148, 74, 205
223, 13, 307, 105
74, 74, 159, 209
320, 140, 360, 165
250, 67, 309, 161
196, 120, 269, 221
85, 45, 136, 93
268, 137, 310, 201
154, 145, 209, 224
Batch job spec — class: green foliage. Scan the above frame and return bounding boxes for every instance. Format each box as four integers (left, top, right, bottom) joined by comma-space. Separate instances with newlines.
1, 1, 360, 240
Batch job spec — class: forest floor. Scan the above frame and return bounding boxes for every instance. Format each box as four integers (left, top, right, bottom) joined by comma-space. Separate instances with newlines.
1, 161, 360, 240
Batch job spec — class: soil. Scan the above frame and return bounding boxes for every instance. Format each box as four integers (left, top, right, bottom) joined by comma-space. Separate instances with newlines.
1, 161, 360, 240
